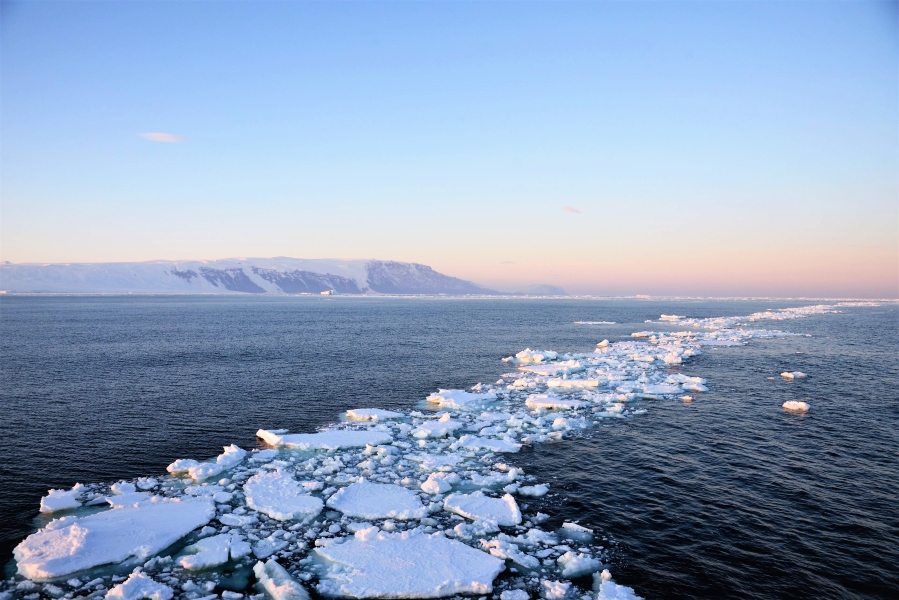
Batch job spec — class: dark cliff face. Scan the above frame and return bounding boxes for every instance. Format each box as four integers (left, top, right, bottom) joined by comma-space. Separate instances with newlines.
365, 260, 494, 295
198, 267, 267, 293
251, 268, 362, 294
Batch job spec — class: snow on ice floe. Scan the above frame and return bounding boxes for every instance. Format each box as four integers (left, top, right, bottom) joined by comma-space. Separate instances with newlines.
326, 481, 426, 520
313, 528, 505, 598
244, 470, 324, 520
105, 572, 173, 600
7, 303, 869, 599
345, 409, 404, 422
254, 559, 310, 600
782, 401, 809, 411
256, 429, 392, 450
14, 497, 215, 580
444, 492, 521, 526
427, 389, 498, 409
39, 484, 85, 513
179, 532, 251, 570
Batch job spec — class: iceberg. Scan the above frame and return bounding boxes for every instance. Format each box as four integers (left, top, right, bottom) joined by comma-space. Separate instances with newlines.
314, 528, 504, 598
15, 497, 215, 580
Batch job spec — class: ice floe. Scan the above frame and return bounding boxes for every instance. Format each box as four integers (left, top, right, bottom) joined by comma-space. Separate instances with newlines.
256, 429, 392, 450
178, 533, 250, 570
105, 572, 173, 600
780, 371, 807, 379
15, 497, 215, 580
345, 408, 404, 422
39, 484, 85, 514
313, 528, 504, 598
782, 401, 809, 411
444, 492, 522, 526
326, 480, 426, 520
244, 470, 324, 521
253, 559, 310, 600
427, 389, 497, 409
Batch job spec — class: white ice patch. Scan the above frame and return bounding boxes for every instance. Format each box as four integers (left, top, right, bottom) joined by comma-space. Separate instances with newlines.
444, 492, 521, 526
326, 480, 426, 520
593, 571, 644, 600
503, 349, 559, 364
257, 429, 393, 450
39, 485, 85, 514
547, 379, 599, 389
244, 470, 324, 521
179, 533, 250, 570
519, 361, 584, 377
346, 409, 404, 422
314, 528, 504, 598
167, 445, 247, 481
453, 435, 522, 453
781, 371, 807, 379
517, 484, 549, 498
15, 497, 215, 580
427, 389, 498, 410
421, 472, 459, 495
253, 559, 310, 600
557, 551, 600, 577
782, 401, 809, 411
526, 394, 586, 410
104, 572, 173, 600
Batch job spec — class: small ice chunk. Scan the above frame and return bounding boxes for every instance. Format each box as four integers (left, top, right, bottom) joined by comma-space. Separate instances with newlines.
560, 522, 593, 542
421, 472, 459, 495
481, 539, 540, 569
253, 559, 310, 600
557, 551, 601, 577
326, 481, 426, 520
253, 535, 288, 559
249, 449, 280, 462
781, 371, 807, 379
39, 484, 85, 513
168, 446, 247, 481
444, 492, 521, 526
257, 429, 392, 450
244, 471, 324, 521
503, 349, 559, 364
314, 529, 504, 598
541, 580, 570, 600
110, 482, 137, 495
408, 453, 464, 471
426, 389, 498, 410
782, 401, 809, 411
526, 394, 586, 410
501, 591, 530, 600
15, 497, 215, 580
213, 491, 233, 503
136, 478, 158, 491
517, 484, 549, 498
346, 409, 404, 422
179, 533, 250, 570
104, 572, 173, 600
594, 570, 644, 600
412, 416, 463, 439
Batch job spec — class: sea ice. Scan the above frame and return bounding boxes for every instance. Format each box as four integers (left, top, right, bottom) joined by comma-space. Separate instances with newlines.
167, 445, 247, 481
519, 361, 584, 377
557, 551, 601, 577
503, 349, 559, 364
517, 484, 549, 498
346, 409, 404, 422
593, 571, 643, 600
104, 572, 173, 600
179, 533, 250, 570
780, 371, 807, 380
453, 435, 522, 453
427, 389, 498, 409
525, 394, 586, 410
326, 480, 426, 520
253, 559, 310, 600
257, 429, 392, 450
542, 580, 570, 600
39, 485, 85, 514
546, 379, 600, 389
15, 497, 215, 580
244, 470, 324, 521
412, 415, 463, 438
444, 492, 521, 526
421, 473, 459, 495
314, 528, 504, 598
782, 401, 809, 411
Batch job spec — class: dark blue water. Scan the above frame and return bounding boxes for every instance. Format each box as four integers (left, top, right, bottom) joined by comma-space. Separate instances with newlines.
1, 297, 896, 599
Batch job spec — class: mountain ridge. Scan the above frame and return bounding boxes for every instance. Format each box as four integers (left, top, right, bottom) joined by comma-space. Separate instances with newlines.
0, 258, 502, 295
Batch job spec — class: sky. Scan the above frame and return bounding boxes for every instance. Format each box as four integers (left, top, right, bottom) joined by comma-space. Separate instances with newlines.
1, 1, 897, 297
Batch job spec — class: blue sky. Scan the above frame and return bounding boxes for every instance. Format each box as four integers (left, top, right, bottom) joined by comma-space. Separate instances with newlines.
1, 1, 896, 296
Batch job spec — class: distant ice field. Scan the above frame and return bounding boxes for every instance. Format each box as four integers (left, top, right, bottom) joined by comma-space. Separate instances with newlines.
0, 297, 897, 600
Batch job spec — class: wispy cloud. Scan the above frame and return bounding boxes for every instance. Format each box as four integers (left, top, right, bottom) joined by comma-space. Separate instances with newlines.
140, 132, 187, 143
500, 260, 515, 265
562, 206, 581, 214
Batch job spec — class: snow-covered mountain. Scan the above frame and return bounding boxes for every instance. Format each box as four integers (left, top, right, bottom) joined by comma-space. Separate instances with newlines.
0, 258, 498, 295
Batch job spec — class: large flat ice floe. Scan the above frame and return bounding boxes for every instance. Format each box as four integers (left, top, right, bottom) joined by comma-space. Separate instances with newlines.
256, 429, 392, 449
326, 481, 426, 520
313, 528, 505, 598
7, 302, 868, 600
244, 470, 324, 521
14, 497, 215, 580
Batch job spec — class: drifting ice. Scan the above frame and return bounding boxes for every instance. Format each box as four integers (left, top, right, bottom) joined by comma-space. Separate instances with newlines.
782, 401, 809, 411
326, 481, 426, 520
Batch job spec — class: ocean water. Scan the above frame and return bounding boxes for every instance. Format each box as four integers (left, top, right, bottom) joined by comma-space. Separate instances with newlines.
0, 296, 896, 599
